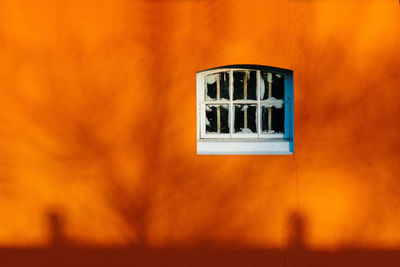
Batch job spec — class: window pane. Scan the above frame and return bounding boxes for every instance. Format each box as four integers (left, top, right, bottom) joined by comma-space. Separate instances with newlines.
233, 71, 256, 100
206, 105, 229, 133
261, 105, 284, 133
205, 72, 229, 101
219, 72, 230, 100
260, 72, 284, 100
234, 104, 257, 133
205, 74, 217, 100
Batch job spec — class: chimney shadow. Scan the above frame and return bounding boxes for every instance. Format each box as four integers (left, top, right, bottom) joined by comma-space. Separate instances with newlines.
47, 211, 69, 248
287, 211, 307, 250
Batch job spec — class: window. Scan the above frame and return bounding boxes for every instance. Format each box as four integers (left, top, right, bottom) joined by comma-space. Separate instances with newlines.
197, 65, 294, 154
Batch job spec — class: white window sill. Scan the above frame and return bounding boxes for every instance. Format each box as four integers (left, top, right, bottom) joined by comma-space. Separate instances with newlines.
197, 138, 294, 155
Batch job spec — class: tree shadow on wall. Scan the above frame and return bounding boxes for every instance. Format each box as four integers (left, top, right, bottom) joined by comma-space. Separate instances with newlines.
1, 211, 400, 267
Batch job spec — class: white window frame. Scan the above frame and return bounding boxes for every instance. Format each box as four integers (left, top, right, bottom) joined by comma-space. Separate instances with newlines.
197, 65, 294, 155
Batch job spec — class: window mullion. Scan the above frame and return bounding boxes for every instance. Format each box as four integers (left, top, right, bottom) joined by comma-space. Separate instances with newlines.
257, 70, 261, 137
268, 73, 272, 133
217, 73, 221, 133
229, 69, 234, 137
243, 71, 248, 129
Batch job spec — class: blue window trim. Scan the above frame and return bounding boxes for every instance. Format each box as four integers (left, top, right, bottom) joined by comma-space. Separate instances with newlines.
284, 71, 294, 153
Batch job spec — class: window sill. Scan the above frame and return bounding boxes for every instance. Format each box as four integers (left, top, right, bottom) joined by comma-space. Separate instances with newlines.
197, 138, 294, 155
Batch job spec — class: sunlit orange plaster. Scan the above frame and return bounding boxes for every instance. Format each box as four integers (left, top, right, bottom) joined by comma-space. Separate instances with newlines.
0, 0, 399, 250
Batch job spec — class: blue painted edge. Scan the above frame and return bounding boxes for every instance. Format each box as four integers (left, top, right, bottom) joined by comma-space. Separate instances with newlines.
284, 71, 294, 154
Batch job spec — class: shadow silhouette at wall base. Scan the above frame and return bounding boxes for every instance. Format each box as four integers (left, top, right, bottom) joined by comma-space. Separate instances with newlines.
2, 212, 400, 266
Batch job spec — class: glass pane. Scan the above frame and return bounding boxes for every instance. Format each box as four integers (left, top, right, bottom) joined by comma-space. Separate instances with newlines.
261, 105, 284, 133
205, 72, 229, 101
206, 105, 229, 134
233, 71, 256, 100
260, 72, 284, 100
205, 74, 217, 100
234, 104, 257, 133
219, 72, 230, 100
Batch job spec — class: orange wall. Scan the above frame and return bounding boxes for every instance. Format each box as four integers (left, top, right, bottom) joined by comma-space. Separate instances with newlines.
0, 0, 399, 250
